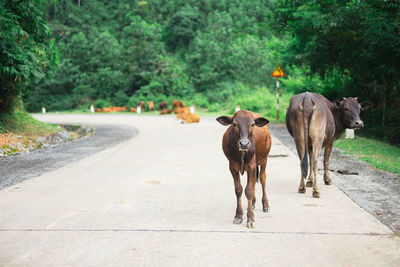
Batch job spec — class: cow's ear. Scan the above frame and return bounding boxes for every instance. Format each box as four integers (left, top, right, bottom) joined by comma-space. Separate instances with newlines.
254, 117, 269, 127
216, 116, 233, 126
333, 100, 342, 109
360, 102, 372, 111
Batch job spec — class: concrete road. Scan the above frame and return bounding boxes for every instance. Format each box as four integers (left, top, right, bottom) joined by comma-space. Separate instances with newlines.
0, 114, 399, 266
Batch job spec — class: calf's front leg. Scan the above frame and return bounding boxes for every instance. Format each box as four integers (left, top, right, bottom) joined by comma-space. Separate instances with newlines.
230, 163, 243, 224
245, 166, 257, 228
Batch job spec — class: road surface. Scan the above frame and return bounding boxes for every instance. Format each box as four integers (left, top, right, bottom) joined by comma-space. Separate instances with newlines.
0, 114, 398, 266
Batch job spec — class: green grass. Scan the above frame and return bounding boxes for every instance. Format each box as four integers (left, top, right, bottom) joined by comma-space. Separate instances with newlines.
334, 136, 400, 177
0, 108, 59, 136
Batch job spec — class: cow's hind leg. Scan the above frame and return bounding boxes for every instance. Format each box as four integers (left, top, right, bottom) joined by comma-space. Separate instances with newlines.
230, 163, 243, 224
311, 140, 323, 198
295, 137, 307, 194
306, 146, 313, 187
259, 161, 269, 212
245, 166, 257, 228
323, 141, 333, 185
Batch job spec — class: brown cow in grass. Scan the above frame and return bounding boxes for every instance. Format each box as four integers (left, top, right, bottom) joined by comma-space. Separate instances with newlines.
173, 100, 185, 109
176, 107, 200, 123
286, 92, 371, 198
160, 109, 173, 115
147, 101, 155, 111
217, 110, 271, 228
159, 101, 168, 110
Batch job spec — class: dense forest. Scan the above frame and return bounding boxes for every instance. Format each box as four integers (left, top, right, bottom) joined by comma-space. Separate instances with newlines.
1, 0, 399, 141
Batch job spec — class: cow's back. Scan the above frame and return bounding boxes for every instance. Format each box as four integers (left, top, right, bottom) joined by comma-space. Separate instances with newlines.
286, 92, 335, 142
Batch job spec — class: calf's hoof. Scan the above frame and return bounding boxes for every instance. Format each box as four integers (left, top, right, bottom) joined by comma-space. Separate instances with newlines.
247, 221, 255, 228
298, 187, 306, 194
233, 218, 243, 224
312, 191, 320, 198
306, 181, 313, 187
324, 179, 332, 185
263, 207, 269, 212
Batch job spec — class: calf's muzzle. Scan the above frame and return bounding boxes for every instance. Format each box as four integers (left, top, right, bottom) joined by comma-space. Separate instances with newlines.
351, 120, 364, 129
238, 138, 250, 151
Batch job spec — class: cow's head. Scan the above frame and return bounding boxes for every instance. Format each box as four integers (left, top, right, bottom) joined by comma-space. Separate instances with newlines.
216, 110, 269, 152
334, 97, 372, 129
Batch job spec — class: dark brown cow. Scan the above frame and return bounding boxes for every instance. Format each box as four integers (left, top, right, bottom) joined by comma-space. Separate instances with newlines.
159, 101, 168, 110
217, 110, 271, 228
286, 92, 371, 198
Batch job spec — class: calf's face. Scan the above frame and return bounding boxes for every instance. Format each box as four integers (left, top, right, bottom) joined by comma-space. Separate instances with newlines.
217, 111, 269, 152
335, 97, 371, 129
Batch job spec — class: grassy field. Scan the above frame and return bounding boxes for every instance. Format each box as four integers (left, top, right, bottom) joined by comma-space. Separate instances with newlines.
334, 136, 400, 177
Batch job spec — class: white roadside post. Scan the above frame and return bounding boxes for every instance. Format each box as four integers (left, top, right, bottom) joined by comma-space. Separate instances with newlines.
235, 105, 240, 112
190, 105, 195, 114
137, 106, 141, 114
90, 105, 95, 113
42, 107, 46, 114
345, 129, 355, 139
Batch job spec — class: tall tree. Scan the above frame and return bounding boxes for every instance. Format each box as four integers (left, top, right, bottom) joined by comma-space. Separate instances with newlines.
0, 0, 57, 115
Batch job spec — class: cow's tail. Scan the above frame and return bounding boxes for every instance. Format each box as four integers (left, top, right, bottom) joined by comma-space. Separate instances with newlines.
301, 93, 313, 179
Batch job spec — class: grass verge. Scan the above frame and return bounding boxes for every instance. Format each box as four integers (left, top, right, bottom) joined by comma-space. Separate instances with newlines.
0, 108, 59, 146
334, 136, 400, 177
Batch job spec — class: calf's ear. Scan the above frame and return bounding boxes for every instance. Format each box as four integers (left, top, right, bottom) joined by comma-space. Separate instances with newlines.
360, 102, 372, 111
254, 117, 269, 127
216, 116, 233, 126
333, 100, 342, 109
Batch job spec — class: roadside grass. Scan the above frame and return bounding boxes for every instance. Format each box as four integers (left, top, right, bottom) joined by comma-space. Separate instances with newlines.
0, 109, 59, 146
334, 136, 400, 177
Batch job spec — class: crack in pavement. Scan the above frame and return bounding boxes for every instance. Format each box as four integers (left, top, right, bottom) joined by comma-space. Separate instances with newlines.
0, 228, 394, 236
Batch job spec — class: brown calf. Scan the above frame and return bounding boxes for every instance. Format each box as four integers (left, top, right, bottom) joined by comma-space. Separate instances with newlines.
181, 113, 200, 123
172, 100, 185, 109
147, 101, 155, 111
217, 110, 271, 228
286, 92, 371, 198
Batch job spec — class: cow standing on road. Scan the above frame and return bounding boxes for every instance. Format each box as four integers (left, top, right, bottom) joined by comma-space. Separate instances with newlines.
286, 92, 371, 198
217, 110, 271, 228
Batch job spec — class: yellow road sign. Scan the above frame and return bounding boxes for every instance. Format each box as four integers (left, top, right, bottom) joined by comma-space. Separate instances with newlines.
271, 64, 286, 77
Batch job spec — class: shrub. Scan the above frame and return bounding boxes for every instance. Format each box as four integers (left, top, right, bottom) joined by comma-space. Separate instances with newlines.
94, 98, 111, 109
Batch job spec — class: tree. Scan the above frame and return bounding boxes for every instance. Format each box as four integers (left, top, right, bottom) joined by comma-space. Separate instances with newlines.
276, 0, 400, 136
0, 0, 57, 115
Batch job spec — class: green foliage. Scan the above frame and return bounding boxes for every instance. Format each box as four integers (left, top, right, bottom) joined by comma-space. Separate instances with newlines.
113, 90, 129, 107
276, 0, 400, 139
13, 0, 398, 142
0, 0, 57, 116
94, 98, 111, 109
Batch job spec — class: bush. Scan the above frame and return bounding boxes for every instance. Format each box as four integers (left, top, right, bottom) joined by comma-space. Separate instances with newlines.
94, 98, 111, 109
113, 90, 129, 106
